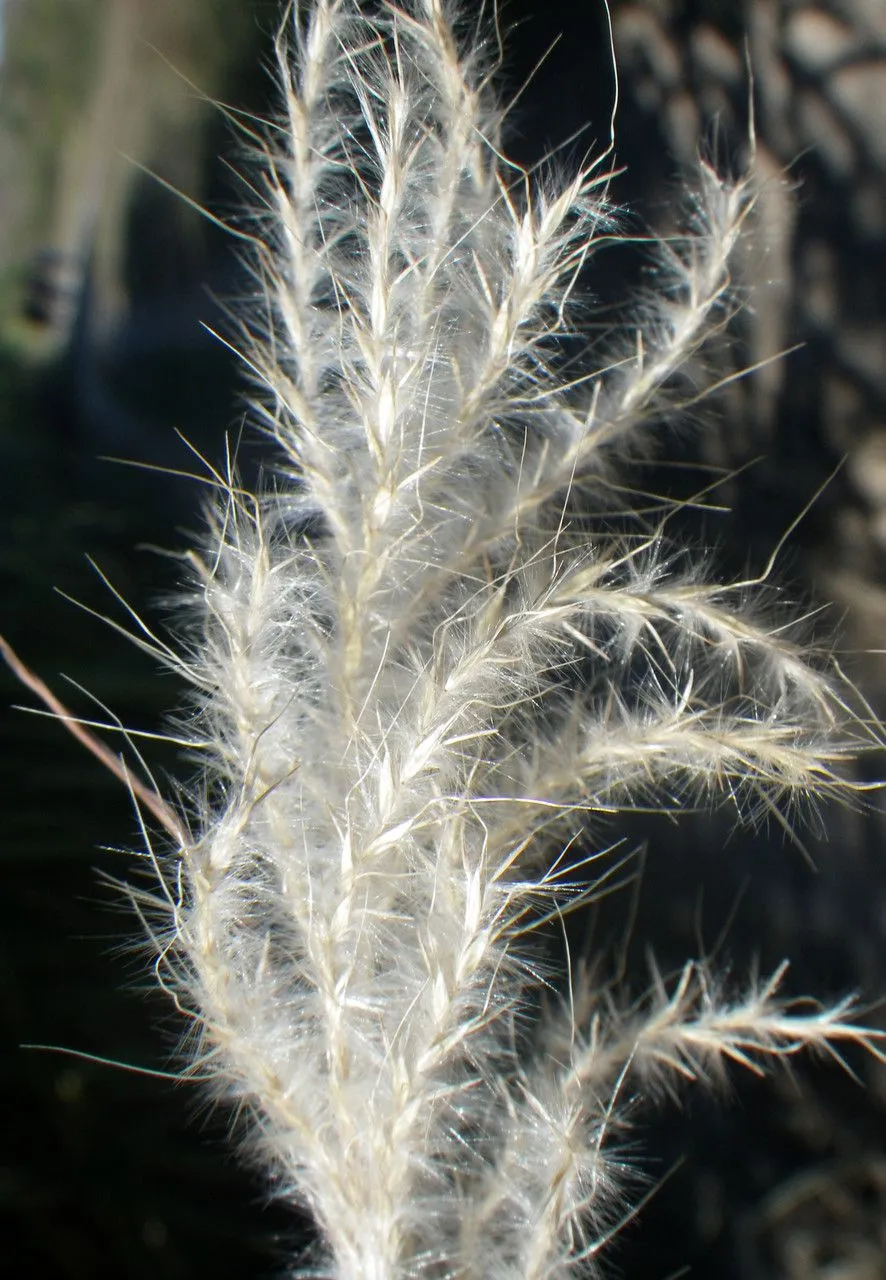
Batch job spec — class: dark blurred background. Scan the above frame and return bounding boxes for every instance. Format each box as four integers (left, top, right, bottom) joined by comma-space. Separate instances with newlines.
2, 1, 886, 1276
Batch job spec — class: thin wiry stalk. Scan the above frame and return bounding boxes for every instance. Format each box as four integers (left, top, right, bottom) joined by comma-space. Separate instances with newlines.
14, 2, 884, 1277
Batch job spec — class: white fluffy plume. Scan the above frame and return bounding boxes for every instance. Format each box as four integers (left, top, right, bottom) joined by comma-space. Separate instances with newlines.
38, 2, 883, 1276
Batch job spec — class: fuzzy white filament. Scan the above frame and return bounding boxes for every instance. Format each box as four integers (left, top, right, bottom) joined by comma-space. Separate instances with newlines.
82, 2, 884, 1277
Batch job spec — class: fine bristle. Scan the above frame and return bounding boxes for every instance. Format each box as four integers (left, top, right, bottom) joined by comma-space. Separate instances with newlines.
29, 2, 885, 1277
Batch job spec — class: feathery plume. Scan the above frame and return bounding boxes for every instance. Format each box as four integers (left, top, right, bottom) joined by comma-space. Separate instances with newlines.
11, 2, 884, 1275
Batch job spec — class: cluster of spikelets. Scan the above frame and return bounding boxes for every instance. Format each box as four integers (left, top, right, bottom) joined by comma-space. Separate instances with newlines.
84, 1, 886, 1277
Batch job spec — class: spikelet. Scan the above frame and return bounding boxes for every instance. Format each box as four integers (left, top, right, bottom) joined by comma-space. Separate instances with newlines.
17, 2, 883, 1277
